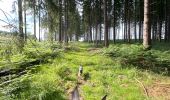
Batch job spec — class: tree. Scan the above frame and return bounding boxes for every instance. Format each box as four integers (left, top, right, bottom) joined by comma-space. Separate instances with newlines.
24, 0, 27, 41
143, 0, 151, 49
33, 0, 36, 40
103, 0, 109, 47
17, 0, 24, 51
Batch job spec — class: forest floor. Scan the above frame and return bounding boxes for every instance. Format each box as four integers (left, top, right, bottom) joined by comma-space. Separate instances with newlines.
0, 40, 170, 100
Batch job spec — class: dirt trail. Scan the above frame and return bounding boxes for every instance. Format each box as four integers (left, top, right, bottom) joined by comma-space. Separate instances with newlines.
147, 82, 170, 100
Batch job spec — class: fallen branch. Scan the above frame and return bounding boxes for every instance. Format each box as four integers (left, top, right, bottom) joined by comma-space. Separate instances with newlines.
135, 78, 149, 98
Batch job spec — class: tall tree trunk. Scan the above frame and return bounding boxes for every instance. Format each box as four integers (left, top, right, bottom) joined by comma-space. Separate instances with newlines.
139, 0, 143, 41
59, 0, 62, 42
134, 0, 137, 41
89, 16, 92, 42
113, 0, 116, 43
99, 0, 102, 43
143, 0, 151, 49
64, 0, 68, 43
164, 0, 168, 42
168, 0, 170, 42
33, 0, 36, 40
24, 0, 27, 41
99, 23, 102, 43
157, 19, 162, 42
18, 0, 24, 49
127, 3, 131, 43
38, 0, 41, 42
95, 24, 98, 46
124, 0, 128, 42
103, 0, 109, 47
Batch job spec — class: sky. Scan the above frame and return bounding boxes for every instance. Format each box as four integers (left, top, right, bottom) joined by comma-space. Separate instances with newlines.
0, 0, 38, 34
0, 0, 125, 40
0, 0, 15, 31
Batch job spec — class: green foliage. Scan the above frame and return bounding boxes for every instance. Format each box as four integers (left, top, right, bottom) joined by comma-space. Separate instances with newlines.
103, 43, 170, 75
1, 42, 170, 100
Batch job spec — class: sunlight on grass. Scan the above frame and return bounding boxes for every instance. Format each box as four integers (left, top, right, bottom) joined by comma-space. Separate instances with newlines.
1, 42, 170, 100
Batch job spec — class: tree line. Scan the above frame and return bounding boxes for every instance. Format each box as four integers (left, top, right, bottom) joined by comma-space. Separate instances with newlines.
16, 0, 170, 49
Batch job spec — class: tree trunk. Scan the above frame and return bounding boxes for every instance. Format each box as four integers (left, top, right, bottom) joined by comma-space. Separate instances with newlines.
168, 0, 170, 42
18, 0, 24, 49
24, 0, 27, 41
134, 0, 137, 41
64, 0, 68, 43
128, 4, 131, 43
38, 0, 41, 42
124, 0, 128, 42
164, 0, 168, 42
143, 0, 151, 49
99, 0, 102, 43
103, 0, 109, 47
139, 1, 143, 41
113, 0, 116, 43
95, 24, 98, 46
157, 19, 162, 42
59, 0, 62, 42
89, 17, 92, 42
33, 0, 36, 40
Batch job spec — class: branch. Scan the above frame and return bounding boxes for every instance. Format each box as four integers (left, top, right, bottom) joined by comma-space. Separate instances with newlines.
135, 78, 149, 98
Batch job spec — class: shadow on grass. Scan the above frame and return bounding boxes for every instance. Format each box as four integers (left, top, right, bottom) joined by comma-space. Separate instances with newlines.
121, 52, 170, 76
104, 41, 170, 76
3, 78, 65, 100
151, 42, 170, 52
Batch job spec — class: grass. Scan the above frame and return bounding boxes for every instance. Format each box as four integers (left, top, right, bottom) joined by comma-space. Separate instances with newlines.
0, 39, 170, 100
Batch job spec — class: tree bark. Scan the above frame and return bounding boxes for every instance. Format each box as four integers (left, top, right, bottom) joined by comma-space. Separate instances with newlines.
164, 0, 168, 42
143, 0, 151, 49
95, 24, 98, 46
24, 0, 27, 41
113, 0, 116, 43
18, 0, 24, 49
33, 0, 36, 40
103, 0, 109, 47
59, 0, 62, 42
168, 0, 170, 42
38, 0, 41, 42
134, 0, 137, 41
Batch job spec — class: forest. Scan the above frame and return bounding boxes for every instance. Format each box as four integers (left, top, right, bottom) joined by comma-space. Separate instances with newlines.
0, 0, 170, 99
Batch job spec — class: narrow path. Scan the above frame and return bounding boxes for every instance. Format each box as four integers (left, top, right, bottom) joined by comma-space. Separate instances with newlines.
64, 45, 107, 100
62, 44, 170, 100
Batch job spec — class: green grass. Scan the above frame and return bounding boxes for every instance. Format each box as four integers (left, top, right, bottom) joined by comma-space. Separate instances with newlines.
0, 40, 170, 100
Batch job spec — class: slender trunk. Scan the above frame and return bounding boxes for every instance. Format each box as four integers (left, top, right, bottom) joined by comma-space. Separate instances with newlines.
59, 0, 62, 42
165, 0, 168, 42
38, 0, 41, 42
134, 0, 137, 41
18, 0, 24, 49
34, 0, 36, 40
128, 4, 131, 43
99, 23, 102, 43
103, 0, 109, 47
157, 19, 162, 42
143, 0, 151, 49
89, 18, 92, 42
24, 0, 27, 41
168, 0, 170, 42
113, 0, 116, 43
124, 0, 128, 42
64, 0, 68, 43
139, 1, 142, 41
95, 24, 98, 46
99, 0, 102, 43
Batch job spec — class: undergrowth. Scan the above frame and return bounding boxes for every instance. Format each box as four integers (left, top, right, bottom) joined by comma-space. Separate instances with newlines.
0, 41, 170, 100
